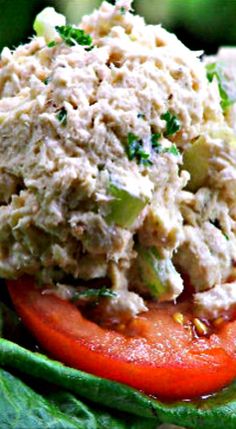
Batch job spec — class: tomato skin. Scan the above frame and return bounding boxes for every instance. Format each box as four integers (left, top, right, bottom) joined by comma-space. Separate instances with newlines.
7, 277, 236, 400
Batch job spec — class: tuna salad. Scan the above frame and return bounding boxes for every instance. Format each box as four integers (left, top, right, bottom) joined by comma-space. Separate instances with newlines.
0, 0, 236, 322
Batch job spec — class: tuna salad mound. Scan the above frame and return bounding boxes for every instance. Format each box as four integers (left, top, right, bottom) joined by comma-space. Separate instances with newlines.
1, 0, 236, 321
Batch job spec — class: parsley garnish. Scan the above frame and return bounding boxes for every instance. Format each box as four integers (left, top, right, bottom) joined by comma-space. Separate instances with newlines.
161, 111, 181, 136
43, 76, 51, 85
151, 133, 162, 153
126, 131, 179, 166
47, 41, 57, 48
56, 25, 93, 47
137, 113, 145, 119
72, 287, 117, 302
165, 144, 180, 156
120, 6, 126, 15
56, 107, 67, 126
206, 62, 235, 112
126, 133, 152, 166
85, 46, 94, 52
151, 134, 179, 156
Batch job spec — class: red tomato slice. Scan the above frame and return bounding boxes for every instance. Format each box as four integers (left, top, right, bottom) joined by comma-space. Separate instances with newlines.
7, 277, 236, 400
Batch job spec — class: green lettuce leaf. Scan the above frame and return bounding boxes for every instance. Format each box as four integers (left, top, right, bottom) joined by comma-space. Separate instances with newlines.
1, 338, 236, 428
0, 368, 156, 429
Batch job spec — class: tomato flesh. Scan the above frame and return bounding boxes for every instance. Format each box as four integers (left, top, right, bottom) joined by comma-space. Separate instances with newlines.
7, 277, 236, 400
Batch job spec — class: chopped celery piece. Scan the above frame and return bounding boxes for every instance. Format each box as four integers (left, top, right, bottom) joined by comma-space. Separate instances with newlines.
183, 136, 211, 192
209, 128, 236, 141
106, 184, 148, 228
206, 62, 235, 111
183, 132, 236, 192
33, 8, 66, 42
137, 246, 181, 300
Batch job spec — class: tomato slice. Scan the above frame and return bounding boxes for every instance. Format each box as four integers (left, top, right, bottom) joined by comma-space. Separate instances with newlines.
7, 277, 236, 400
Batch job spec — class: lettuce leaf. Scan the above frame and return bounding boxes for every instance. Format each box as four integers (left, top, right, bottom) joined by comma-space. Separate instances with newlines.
0, 368, 156, 429
1, 338, 236, 428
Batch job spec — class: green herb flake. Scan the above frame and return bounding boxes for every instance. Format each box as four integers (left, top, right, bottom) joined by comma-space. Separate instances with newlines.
120, 6, 126, 15
126, 133, 152, 166
72, 287, 117, 302
151, 134, 180, 156
56, 25, 93, 47
151, 133, 162, 153
137, 113, 145, 119
56, 107, 67, 126
85, 45, 94, 52
47, 40, 57, 48
43, 76, 50, 85
165, 144, 180, 156
206, 62, 235, 112
161, 111, 181, 136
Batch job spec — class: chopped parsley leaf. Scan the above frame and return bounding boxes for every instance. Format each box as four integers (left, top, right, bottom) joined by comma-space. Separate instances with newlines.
47, 40, 57, 48
126, 132, 179, 166
43, 77, 50, 85
43, 76, 52, 85
151, 133, 162, 153
161, 111, 181, 136
85, 45, 94, 52
165, 144, 180, 156
206, 62, 235, 112
56, 25, 93, 47
126, 133, 152, 166
98, 163, 105, 171
137, 113, 145, 119
56, 107, 67, 126
120, 6, 126, 15
151, 134, 179, 156
72, 287, 117, 302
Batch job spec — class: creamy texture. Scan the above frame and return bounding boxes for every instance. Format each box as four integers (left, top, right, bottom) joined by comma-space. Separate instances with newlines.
0, 0, 236, 319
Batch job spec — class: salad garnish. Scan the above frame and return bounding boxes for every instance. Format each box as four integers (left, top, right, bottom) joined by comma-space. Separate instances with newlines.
56, 25, 93, 47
